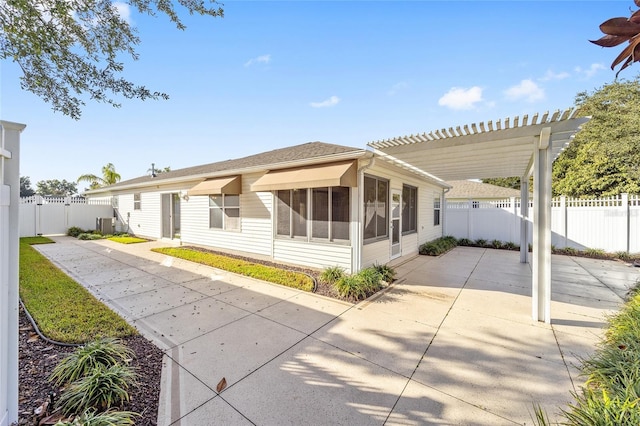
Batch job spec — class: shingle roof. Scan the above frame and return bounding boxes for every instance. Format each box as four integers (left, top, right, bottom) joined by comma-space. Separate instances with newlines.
445, 180, 521, 199
88, 142, 366, 193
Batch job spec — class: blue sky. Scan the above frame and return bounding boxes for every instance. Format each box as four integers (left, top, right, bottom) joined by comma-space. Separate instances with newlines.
0, 1, 633, 189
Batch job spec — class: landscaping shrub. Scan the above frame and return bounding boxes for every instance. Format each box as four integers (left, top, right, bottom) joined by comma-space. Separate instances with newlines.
503, 242, 518, 251
67, 226, 85, 238
474, 238, 487, 248
584, 248, 607, 258
57, 364, 137, 415
358, 267, 383, 292
78, 233, 104, 241
491, 239, 502, 249
55, 408, 139, 426
320, 266, 345, 285
615, 251, 633, 262
419, 236, 457, 256
457, 238, 473, 246
373, 263, 396, 283
50, 338, 134, 386
332, 267, 387, 301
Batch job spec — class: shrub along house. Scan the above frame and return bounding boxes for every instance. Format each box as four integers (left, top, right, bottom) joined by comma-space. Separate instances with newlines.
86, 142, 449, 273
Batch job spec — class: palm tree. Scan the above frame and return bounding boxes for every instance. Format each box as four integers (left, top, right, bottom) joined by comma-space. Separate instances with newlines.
77, 163, 121, 189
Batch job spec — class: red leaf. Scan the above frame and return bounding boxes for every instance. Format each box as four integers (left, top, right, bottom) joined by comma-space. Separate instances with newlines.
631, 9, 640, 24
611, 35, 640, 69
600, 17, 640, 37
590, 34, 631, 47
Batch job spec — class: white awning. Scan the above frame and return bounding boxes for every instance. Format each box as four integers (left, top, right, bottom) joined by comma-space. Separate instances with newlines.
187, 176, 242, 195
250, 160, 357, 192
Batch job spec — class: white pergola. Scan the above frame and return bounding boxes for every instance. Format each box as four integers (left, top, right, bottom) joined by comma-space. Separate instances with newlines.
368, 108, 589, 323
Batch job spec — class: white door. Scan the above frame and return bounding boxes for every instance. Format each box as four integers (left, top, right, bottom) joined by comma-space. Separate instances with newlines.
390, 189, 402, 259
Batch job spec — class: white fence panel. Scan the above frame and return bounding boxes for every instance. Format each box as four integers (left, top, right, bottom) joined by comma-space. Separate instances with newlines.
19, 196, 113, 237
445, 194, 640, 253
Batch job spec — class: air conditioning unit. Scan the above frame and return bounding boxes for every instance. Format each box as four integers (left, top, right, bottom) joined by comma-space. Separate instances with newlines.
96, 217, 114, 235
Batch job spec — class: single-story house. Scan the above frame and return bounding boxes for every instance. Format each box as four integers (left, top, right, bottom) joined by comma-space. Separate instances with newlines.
86, 142, 449, 273
445, 180, 521, 205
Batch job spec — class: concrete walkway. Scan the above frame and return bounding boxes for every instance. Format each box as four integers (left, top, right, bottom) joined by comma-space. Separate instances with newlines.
35, 238, 640, 425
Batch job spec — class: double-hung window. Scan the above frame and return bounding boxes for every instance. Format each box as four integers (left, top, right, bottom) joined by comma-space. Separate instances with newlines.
133, 193, 141, 210
402, 185, 417, 234
276, 187, 350, 242
209, 194, 240, 230
363, 175, 388, 242
434, 196, 441, 226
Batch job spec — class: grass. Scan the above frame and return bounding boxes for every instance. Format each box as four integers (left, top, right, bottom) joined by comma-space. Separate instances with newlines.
151, 247, 315, 292
107, 236, 148, 244
19, 238, 136, 343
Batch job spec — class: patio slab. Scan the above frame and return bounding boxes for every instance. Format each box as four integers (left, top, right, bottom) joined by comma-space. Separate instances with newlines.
32, 238, 639, 425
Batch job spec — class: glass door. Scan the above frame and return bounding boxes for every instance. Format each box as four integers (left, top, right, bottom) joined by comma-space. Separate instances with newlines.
390, 189, 401, 259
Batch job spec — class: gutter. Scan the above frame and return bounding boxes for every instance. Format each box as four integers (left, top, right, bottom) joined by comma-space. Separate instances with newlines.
354, 153, 376, 273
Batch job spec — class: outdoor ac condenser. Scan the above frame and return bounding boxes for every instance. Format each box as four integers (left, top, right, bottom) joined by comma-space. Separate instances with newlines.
96, 217, 114, 235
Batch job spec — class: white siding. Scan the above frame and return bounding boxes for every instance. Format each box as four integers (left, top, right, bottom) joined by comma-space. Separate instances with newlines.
180, 173, 273, 257
273, 239, 352, 272
119, 192, 162, 239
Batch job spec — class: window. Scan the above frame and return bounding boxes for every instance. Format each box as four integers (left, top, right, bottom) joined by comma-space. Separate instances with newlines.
402, 185, 417, 234
277, 187, 350, 241
133, 193, 141, 210
209, 194, 240, 230
434, 196, 441, 226
364, 176, 388, 242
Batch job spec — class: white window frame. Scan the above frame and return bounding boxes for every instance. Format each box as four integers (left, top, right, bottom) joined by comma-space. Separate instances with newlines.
209, 194, 241, 231
133, 193, 141, 210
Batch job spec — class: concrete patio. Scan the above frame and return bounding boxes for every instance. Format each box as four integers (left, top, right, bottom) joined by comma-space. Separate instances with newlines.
35, 238, 640, 425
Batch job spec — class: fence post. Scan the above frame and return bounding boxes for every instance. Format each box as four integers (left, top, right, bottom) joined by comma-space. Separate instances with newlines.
35, 194, 43, 236
467, 199, 473, 240
622, 193, 630, 253
560, 195, 567, 248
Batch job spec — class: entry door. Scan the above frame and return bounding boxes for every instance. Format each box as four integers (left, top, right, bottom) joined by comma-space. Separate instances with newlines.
390, 189, 402, 259
161, 193, 180, 239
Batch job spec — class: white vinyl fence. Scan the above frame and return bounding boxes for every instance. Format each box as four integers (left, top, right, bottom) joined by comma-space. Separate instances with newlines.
19, 195, 114, 237
445, 194, 640, 253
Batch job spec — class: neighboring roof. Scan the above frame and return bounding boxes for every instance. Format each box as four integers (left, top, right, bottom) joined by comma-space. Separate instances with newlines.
368, 108, 589, 181
86, 142, 367, 194
445, 180, 521, 199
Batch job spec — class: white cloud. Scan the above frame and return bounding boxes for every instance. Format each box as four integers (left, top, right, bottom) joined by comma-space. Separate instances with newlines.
244, 54, 271, 67
504, 79, 545, 102
438, 86, 483, 110
575, 63, 605, 79
388, 81, 409, 96
112, 2, 131, 24
539, 69, 570, 81
310, 95, 340, 108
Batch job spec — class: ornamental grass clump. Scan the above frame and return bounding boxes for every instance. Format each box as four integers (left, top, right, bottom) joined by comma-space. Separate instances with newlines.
320, 266, 345, 285
419, 236, 457, 256
55, 408, 139, 426
332, 267, 386, 301
50, 338, 134, 386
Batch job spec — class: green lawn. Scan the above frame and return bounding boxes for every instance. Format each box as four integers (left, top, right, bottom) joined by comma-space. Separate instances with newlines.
19, 238, 136, 343
152, 247, 315, 292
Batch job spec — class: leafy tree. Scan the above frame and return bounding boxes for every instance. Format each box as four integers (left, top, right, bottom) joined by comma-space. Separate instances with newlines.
481, 177, 521, 190
78, 163, 122, 190
36, 179, 78, 197
20, 176, 35, 197
0, 0, 223, 119
553, 77, 640, 197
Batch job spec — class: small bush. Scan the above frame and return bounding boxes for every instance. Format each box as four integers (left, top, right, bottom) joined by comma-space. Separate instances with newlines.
50, 338, 134, 386
475, 238, 487, 248
78, 233, 104, 241
358, 267, 383, 292
67, 227, 85, 238
57, 364, 137, 415
420, 236, 457, 256
584, 248, 607, 258
491, 239, 502, 249
56, 408, 139, 426
320, 266, 345, 285
334, 275, 368, 300
457, 238, 473, 246
503, 242, 517, 250
615, 251, 633, 262
373, 263, 396, 283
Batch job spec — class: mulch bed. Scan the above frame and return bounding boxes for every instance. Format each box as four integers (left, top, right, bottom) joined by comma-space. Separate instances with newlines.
18, 305, 163, 425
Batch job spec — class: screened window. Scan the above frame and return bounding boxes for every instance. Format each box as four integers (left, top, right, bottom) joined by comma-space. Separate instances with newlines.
277, 187, 349, 241
364, 176, 388, 242
402, 185, 417, 234
209, 194, 240, 230
434, 196, 441, 226
133, 193, 141, 210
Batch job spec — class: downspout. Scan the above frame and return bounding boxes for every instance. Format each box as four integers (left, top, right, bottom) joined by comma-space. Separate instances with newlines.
355, 155, 375, 273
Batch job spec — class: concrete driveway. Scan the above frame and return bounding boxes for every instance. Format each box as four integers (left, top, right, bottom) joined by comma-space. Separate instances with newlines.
35, 237, 640, 425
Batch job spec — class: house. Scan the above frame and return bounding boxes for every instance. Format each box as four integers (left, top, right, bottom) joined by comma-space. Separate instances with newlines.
445, 180, 521, 203
86, 142, 449, 273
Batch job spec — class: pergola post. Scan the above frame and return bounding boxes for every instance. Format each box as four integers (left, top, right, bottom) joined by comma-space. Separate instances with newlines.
532, 127, 552, 323
519, 178, 529, 264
